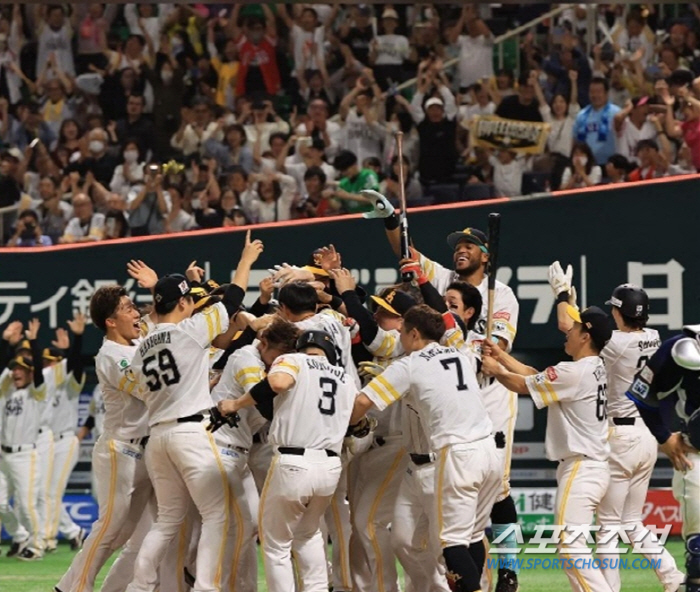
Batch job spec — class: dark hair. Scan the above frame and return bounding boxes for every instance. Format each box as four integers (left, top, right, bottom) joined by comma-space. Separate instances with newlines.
58, 118, 82, 144
517, 70, 532, 87
300, 7, 318, 21
90, 285, 127, 332
549, 93, 570, 114
122, 138, 142, 161
607, 154, 633, 174
590, 76, 610, 92
18, 209, 39, 223
363, 156, 382, 169
304, 165, 327, 185
260, 318, 301, 352
446, 281, 483, 331
47, 4, 65, 16
228, 165, 248, 181
278, 281, 318, 314
269, 132, 288, 145
154, 295, 192, 316
105, 209, 128, 238
570, 141, 596, 174
636, 138, 659, 154
619, 312, 647, 330
224, 123, 247, 146
403, 304, 445, 342
246, 15, 265, 28
626, 9, 645, 26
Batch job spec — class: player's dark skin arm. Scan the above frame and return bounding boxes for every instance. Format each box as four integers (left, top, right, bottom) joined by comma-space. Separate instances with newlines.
419, 280, 447, 313
212, 327, 257, 372
339, 290, 379, 345
66, 333, 84, 383
0, 338, 13, 370
30, 337, 44, 388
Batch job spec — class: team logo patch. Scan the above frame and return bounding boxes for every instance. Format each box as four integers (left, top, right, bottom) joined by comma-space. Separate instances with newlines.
118, 358, 129, 369
493, 311, 511, 321
493, 321, 507, 333
631, 379, 650, 399
534, 374, 546, 385
545, 367, 558, 382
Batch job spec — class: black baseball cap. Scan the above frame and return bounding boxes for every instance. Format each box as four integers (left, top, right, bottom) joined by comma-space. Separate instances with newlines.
154, 274, 191, 305
370, 289, 416, 317
446, 227, 489, 253
9, 356, 33, 370
566, 305, 613, 351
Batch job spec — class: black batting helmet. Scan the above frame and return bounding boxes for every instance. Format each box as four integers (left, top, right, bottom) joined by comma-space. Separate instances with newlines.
605, 284, 649, 319
296, 330, 337, 365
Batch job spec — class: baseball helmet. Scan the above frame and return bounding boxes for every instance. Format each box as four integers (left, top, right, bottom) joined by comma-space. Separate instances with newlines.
296, 330, 337, 365
605, 284, 649, 319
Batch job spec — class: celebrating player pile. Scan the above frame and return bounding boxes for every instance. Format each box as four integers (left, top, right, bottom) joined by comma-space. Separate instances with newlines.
1, 193, 696, 592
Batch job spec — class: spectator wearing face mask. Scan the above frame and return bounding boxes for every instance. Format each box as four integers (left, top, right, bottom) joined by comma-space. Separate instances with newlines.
110, 140, 146, 198
560, 142, 602, 189
164, 184, 197, 233
82, 127, 120, 186
6, 209, 52, 247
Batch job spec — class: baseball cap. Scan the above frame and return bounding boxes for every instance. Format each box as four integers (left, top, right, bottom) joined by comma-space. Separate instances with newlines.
153, 274, 191, 305
446, 227, 489, 252
14, 339, 31, 354
382, 8, 399, 20
9, 356, 33, 370
370, 289, 416, 317
566, 305, 613, 351
424, 97, 444, 110
303, 251, 330, 278
42, 347, 64, 361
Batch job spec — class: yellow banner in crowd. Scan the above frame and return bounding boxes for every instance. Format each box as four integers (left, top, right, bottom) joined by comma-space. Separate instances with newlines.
469, 116, 551, 155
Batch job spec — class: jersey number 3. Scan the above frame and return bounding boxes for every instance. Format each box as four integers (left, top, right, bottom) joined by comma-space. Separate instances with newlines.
318, 377, 337, 416
143, 349, 181, 392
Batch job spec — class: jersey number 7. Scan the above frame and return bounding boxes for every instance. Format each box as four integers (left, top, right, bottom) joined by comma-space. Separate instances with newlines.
441, 357, 468, 391
143, 349, 181, 392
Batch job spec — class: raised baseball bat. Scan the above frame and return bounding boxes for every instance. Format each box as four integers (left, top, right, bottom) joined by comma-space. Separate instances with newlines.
394, 131, 412, 282
486, 213, 501, 342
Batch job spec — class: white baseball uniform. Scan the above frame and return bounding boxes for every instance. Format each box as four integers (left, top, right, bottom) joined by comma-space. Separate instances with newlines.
127, 302, 230, 592
211, 343, 268, 592
0, 368, 47, 554
35, 383, 54, 553
351, 325, 406, 592
524, 357, 612, 592
46, 360, 85, 545
258, 352, 356, 592
596, 329, 684, 592
56, 338, 152, 592
361, 342, 500, 550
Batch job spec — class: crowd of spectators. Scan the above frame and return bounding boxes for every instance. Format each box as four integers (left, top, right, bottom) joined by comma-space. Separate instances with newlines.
2, 3, 700, 245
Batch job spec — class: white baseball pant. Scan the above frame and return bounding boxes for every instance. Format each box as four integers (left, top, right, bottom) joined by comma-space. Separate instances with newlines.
47, 432, 82, 542
323, 463, 352, 592
0, 446, 42, 552
348, 436, 407, 592
217, 443, 259, 592
56, 436, 152, 592
597, 421, 684, 592
673, 450, 700, 536
435, 438, 501, 549
556, 456, 613, 592
259, 450, 342, 592
248, 438, 274, 493
0, 457, 29, 544
35, 428, 53, 550
392, 459, 449, 592
125, 422, 229, 592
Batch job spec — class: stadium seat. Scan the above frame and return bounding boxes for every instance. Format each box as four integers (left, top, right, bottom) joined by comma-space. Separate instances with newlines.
426, 184, 462, 204
462, 183, 495, 201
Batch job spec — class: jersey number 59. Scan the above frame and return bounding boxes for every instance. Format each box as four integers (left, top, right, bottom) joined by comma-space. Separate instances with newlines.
142, 349, 181, 392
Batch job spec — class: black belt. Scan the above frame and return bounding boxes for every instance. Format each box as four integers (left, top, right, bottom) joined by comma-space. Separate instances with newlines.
409, 453, 434, 466
177, 414, 204, 423
129, 436, 150, 447
374, 436, 386, 447
278, 446, 338, 458
612, 417, 635, 426
494, 431, 506, 449
253, 433, 262, 444
1, 443, 36, 453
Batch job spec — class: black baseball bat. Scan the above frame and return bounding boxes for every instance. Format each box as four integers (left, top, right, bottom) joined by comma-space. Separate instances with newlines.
395, 131, 412, 282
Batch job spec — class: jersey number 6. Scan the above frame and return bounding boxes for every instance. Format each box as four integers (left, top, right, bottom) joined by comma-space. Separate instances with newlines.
143, 349, 181, 392
319, 377, 337, 416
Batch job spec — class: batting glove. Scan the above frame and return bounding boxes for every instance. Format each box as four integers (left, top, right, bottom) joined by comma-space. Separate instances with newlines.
343, 416, 377, 458
399, 260, 427, 285
206, 406, 240, 433
358, 360, 385, 379
361, 190, 395, 219
547, 261, 573, 297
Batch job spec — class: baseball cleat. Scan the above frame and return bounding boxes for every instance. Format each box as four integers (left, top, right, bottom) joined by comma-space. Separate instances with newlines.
6, 539, 28, 558
45, 540, 58, 553
495, 568, 519, 592
17, 547, 43, 561
69, 528, 86, 551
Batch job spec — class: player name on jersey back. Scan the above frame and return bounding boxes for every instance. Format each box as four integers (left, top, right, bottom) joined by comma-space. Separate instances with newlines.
138, 331, 172, 357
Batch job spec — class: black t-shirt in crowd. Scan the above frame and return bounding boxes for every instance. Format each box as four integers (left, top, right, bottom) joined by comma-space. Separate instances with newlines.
417, 118, 457, 184
495, 95, 543, 122
342, 26, 374, 65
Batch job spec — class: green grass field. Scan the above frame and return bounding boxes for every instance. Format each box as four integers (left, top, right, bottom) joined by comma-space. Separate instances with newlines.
0, 539, 687, 592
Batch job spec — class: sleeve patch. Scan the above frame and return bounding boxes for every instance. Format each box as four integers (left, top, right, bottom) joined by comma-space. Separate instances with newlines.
545, 367, 558, 382
493, 311, 511, 321
630, 378, 650, 399
639, 366, 654, 382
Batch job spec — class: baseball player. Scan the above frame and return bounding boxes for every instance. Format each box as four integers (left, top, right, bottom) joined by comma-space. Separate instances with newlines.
351, 304, 500, 592
370, 204, 521, 592
55, 285, 154, 592
44, 314, 88, 553
126, 232, 261, 592
210, 317, 300, 592
548, 269, 686, 592
626, 326, 700, 592
482, 305, 613, 592
218, 329, 358, 592
0, 319, 47, 561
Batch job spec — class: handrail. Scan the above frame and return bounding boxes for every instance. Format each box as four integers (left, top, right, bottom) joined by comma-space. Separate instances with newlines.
396, 4, 570, 92
0, 203, 18, 244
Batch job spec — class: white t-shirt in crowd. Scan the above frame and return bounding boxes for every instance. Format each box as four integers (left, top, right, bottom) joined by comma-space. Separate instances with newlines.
490, 155, 531, 197
374, 34, 410, 66
615, 118, 658, 164
539, 103, 580, 156
291, 24, 325, 74
458, 34, 494, 88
